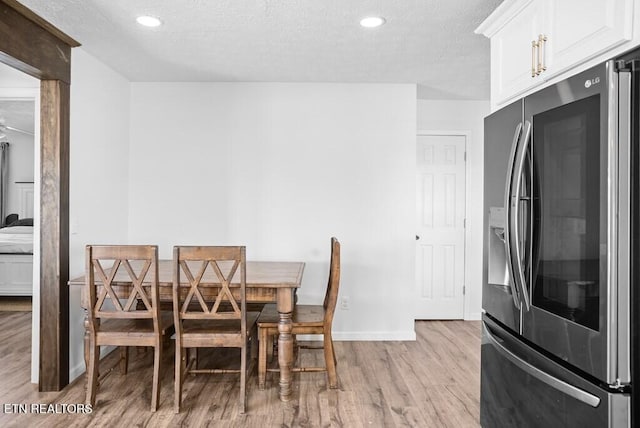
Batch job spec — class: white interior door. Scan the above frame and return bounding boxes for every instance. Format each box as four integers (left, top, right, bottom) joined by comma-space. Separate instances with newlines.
415, 134, 466, 319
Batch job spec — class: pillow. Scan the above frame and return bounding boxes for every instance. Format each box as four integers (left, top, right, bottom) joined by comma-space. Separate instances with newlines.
9, 218, 33, 227
4, 213, 18, 226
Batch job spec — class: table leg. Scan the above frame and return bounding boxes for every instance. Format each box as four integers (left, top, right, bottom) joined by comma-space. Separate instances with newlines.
277, 288, 294, 401
83, 307, 90, 373
83, 300, 99, 385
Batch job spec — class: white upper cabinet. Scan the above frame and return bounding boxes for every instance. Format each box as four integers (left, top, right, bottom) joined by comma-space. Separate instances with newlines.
477, 0, 635, 108
483, 0, 545, 106
544, 0, 633, 75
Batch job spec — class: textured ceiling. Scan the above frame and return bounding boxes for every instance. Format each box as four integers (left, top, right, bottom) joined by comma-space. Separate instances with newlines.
0, 99, 35, 136
0, 63, 37, 138
16, 0, 502, 99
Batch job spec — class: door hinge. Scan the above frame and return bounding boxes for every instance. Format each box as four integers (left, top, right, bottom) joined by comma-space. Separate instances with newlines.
463, 285, 466, 295
464, 152, 467, 162
463, 218, 466, 228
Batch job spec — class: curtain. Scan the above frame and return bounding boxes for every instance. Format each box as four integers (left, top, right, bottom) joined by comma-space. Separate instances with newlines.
0, 142, 9, 226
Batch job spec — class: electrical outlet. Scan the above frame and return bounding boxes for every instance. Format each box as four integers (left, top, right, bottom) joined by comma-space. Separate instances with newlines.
340, 296, 350, 310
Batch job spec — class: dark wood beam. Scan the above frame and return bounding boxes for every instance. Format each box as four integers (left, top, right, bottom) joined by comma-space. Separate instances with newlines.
39, 79, 70, 391
0, 0, 79, 83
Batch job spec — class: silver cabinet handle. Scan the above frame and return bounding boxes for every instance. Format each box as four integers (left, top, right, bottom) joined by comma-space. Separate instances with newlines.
503, 123, 523, 310
537, 34, 547, 74
484, 322, 601, 408
531, 40, 538, 77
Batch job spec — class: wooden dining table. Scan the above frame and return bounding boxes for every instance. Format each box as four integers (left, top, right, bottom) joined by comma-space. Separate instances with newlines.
68, 260, 305, 402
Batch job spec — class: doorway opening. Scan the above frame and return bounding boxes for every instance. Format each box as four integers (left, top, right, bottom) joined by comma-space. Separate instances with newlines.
0, 62, 40, 384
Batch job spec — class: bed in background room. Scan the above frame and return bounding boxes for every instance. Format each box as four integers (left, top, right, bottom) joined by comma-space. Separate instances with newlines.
0, 214, 33, 296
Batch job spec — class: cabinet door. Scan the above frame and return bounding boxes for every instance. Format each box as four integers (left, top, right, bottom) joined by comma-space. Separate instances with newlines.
544, 0, 633, 75
491, 0, 545, 105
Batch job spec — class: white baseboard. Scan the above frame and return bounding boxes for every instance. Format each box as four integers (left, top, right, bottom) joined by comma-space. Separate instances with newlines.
69, 346, 116, 382
465, 312, 482, 321
297, 330, 416, 341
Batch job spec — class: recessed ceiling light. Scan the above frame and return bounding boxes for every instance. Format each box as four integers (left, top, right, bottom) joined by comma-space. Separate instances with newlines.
360, 16, 386, 28
136, 15, 162, 27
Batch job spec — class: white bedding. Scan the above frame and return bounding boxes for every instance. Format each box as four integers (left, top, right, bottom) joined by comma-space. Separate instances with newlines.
0, 226, 33, 253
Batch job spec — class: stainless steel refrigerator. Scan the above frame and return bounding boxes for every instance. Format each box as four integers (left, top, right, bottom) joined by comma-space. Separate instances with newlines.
481, 49, 640, 427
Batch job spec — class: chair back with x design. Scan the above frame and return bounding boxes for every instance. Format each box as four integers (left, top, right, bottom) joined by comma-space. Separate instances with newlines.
86, 245, 160, 331
172, 246, 247, 337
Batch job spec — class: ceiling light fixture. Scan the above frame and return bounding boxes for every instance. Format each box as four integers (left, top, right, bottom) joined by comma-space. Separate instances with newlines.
136, 15, 162, 27
360, 16, 386, 28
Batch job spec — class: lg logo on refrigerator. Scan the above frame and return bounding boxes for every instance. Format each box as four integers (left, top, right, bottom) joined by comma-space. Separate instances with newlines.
584, 77, 600, 88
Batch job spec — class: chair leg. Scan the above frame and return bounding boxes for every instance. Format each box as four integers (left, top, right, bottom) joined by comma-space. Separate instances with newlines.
266, 331, 274, 362
119, 346, 129, 375
293, 334, 299, 360
151, 341, 162, 412
187, 348, 198, 373
240, 343, 247, 413
251, 327, 258, 362
323, 332, 338, 389
271, 333, 278, 359
174, 344, 183, 413
86, 340, 99, 407
258, 328, 268, 389
332, 339, 337, 367
248, 326, 258, 377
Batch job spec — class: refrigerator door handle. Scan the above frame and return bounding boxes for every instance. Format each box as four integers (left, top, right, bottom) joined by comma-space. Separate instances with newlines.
510, 120, 532, 311
484, 322, 602, 408
503, 122, 523, 309
615, 64, 631, 383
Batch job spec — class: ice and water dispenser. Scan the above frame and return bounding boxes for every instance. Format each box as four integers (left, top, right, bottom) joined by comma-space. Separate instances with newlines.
488, 207, 509, 286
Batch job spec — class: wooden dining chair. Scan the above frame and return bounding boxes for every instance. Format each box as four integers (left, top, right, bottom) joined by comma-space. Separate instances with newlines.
85, 245, 172, 411
172, 246, 259, 414
257, 237, 341, 390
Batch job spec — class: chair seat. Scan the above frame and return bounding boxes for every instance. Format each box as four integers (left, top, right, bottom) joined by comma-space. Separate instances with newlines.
96, 313, 174, 347
98, 312, 174, 334
181, 311, 260, 335
178, 312, 260, 347
257, 303, 324, 328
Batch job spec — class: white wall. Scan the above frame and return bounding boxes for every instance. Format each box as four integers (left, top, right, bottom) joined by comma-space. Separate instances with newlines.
65, 48, 131, 381
130, 83, 417, 340
417, 100, 490, 320
7, 131, 34, 182
0, 67, 38, 229
5, 121, 35, 218
0, 65, 38, 223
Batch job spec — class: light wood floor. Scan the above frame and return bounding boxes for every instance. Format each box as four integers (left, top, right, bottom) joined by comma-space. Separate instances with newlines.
0, 311, 481, 427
